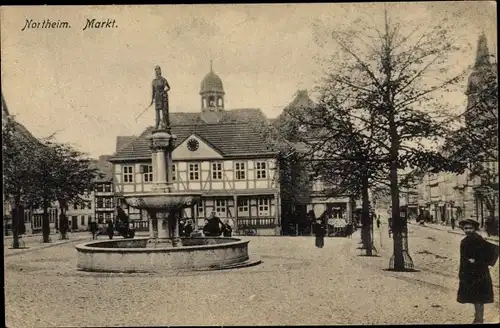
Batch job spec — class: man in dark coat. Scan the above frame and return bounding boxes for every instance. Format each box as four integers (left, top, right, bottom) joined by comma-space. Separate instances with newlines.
457, 218, 499, 324
312, 219, 326, 248
106, 219, 114, 240
203, 212, 224, 237
89, 220, 98, 240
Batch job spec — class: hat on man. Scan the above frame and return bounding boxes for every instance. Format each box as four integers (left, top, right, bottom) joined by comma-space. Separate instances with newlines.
458, 218, 480, 229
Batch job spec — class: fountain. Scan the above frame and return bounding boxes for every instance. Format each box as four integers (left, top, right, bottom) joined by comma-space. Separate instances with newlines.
75, 66, 260, 273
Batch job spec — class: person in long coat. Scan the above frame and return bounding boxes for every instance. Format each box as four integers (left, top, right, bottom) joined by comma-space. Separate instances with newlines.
312, 219, 326, 248
457, 218, 499, 324
106, 219, 114, 240
89, 220, 98, 240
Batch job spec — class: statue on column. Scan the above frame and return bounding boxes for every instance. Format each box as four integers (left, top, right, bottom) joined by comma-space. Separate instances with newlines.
150, 66, 171, 130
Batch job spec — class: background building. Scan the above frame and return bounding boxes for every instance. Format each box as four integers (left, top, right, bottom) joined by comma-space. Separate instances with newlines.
273, 89, 356, 234
92, 155, 115, 227
415, 33, 498, 227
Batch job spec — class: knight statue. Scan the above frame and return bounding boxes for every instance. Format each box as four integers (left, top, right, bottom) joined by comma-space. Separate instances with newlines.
150, 65, 171, 130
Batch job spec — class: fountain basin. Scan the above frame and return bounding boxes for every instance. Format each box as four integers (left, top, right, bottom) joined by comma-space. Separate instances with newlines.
75, 237, 261, 273
124, 192, 202, 210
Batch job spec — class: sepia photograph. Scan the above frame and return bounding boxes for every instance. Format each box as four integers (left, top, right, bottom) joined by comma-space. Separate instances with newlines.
1, 2, 499, 326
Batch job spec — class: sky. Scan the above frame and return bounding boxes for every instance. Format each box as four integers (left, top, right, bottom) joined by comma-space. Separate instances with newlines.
1, 3, 497, 158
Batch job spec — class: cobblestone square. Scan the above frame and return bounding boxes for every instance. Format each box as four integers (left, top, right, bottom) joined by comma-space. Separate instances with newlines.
4, 225, 500, 326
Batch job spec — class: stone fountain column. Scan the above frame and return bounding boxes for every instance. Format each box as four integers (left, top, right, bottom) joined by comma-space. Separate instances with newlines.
148, 128, 180, 245
149, 130, 176, 194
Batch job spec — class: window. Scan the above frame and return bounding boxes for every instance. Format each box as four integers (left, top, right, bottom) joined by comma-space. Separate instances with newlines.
235, 162, 246, 180
123, 166, 134, 183
215, 199, 226, 214
258, 198, 270, 216
104, 184, 112, 192
80, 216, 85, 226
212, 162, 223, 180
197, 203, 204, 215
86, 201, 92, 210
256, 161, 267, 179
189, 163, 200, 181
33, 215, 42, 228
105, 213, 111, 221
171, 164, 176, 181
96, 198, 104, 208
237, 199, 249, 214
49, 209, 55, 223
105, 198, 112, 208
97, 213, 104, 224
143, 165, 153, 182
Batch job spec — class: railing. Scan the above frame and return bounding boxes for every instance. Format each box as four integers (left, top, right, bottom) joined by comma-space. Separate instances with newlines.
237, 217, 276, 229
131, 220, 149, 231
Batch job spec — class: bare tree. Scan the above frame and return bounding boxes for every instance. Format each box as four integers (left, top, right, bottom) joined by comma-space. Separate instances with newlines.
304, 6, 467, 270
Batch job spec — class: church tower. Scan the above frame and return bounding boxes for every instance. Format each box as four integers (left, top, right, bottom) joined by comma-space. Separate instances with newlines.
200, 61, 225, 112
465, 33, 496, 126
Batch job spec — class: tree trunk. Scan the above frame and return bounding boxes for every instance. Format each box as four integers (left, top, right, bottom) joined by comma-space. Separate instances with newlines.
361, 175, 373, 256
387, 89, 413, 270
42, 199, 51, 243
11, 195, 21, 249
388, 123, 414, 271
58, 199, 67, 239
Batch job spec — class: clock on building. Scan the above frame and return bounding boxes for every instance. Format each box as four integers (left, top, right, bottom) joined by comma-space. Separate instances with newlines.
187, 138, 199, 151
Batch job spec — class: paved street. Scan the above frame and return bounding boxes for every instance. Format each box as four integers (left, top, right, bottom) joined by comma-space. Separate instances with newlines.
4, 228, 500, 327
3, 232, 94, 257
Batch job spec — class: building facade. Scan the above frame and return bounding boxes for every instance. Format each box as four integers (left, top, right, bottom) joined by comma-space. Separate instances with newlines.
93, 155, 115, 227
415, 33, 499, 226
273, 90, 356, 233
109, 67, 282, 235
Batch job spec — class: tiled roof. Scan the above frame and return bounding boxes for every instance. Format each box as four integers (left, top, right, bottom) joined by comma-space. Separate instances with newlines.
2, 91, 41, 145
116, 136, 136, 152
110, 108, 277, 161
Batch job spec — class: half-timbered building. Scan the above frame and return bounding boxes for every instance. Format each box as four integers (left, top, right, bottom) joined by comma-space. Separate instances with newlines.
109, 67, 282, 235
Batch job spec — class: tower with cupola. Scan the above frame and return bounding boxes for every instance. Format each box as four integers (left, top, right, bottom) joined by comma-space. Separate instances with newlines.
200, 61, 225, 112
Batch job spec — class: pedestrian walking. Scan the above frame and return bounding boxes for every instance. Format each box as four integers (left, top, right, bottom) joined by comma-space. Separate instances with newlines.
106, 219, 114, 240
312, 219, 326, 248
451, 216, 456, 230
376, 216, 381, 229
345, 222, 354, 238
457, 218, 499, 324
89, 220, 98, 240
